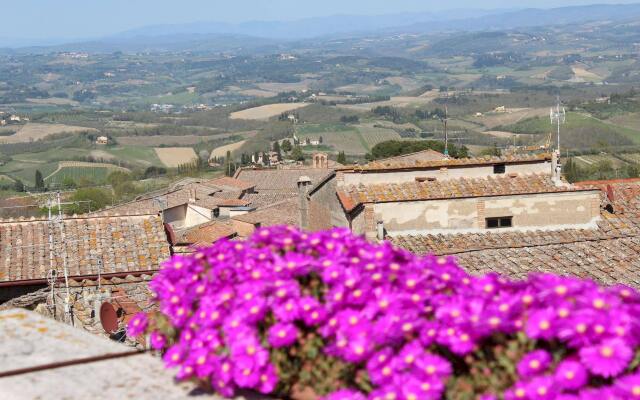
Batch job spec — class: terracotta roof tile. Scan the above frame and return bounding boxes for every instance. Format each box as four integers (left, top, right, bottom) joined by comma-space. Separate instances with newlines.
235, 168, 332, 191
176, 221, 236, 246
337, 174, 589, 212
338, 153, 551, 172
206, 176, 256, 191
0, 215, 170, 284
232, 199, 299, 227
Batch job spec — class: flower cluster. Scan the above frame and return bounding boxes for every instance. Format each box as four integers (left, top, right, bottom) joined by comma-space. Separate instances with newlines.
128, 226, 640, 399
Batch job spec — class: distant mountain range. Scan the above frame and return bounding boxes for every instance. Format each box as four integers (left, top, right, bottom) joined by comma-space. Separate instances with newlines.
4, 3, 640, 53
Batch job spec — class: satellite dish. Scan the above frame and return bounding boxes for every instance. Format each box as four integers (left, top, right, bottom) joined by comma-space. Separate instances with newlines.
100, 302, 119, 334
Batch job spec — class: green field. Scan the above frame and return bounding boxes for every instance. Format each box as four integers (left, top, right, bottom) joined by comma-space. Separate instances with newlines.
496, 112, 640, 149
45, 163, 131, 186
573, 153, 628, 169
103, 146, 164, 167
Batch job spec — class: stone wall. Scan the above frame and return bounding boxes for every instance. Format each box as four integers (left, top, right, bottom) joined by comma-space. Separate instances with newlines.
307, 177, 349, 231
372, 191, 601, 236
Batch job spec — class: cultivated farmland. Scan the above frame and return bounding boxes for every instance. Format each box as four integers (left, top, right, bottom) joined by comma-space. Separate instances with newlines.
154, 147, 199, 168
210, 140, 247, 159
45, 162, 130, 186
0, 123, 98, 143
230, 103, 309, 120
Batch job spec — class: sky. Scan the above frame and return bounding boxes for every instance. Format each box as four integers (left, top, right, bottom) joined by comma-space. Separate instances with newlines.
2, 0, 639, 40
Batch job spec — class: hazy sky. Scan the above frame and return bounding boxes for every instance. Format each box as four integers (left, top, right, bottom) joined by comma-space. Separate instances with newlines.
3, 0, 639, 39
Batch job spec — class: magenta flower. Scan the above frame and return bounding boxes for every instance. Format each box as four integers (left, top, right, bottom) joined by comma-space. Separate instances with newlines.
615, 372, 640, 398
517, 350, 552, 378
526, 308, 556, 340
267, 322, 299, 348
324, 389, 367, 400
525, 375, 557, 400
554, 359, 587, 391
580, 338, 633, 378
150, 331, 167, 350
126, 312, 148, 337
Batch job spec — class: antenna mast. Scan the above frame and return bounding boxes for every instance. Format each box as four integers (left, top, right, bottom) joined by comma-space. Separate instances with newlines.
550, 95, 566, 183
443, 104, 449, 158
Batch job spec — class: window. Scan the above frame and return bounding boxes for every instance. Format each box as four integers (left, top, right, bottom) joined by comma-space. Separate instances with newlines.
493, 163, 506, 174
486, 216, 513, 229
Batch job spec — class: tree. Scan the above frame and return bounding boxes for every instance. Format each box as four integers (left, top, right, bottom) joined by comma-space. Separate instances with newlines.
107, 170, 131, 187
337, 151, 347, 165
281, 139, 292, 153
291, 146, 305, 162
69, 188, 114, 214
318, 136, 323, 144
273, 141, 282, 161
224, 150, 236, 177
13, 179, 24, 192
62, 177, 76, 189
35, 170, 45, 191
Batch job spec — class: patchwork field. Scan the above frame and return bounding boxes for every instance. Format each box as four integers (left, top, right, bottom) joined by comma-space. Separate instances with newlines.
45, 161, 130, 186
296, 123, 404, 155
0, 123, 97, 144
573, 154, 627, 168
337, 95, 436, 112
474, 108, 550, 129
209, 140, 247, 159
154, 147, 199, 168
117, 135, 222, 146
230, 103, 310, 120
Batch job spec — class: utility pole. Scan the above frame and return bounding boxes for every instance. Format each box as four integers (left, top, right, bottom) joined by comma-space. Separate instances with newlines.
443, 104, 449, 158
550, 95, 566, 184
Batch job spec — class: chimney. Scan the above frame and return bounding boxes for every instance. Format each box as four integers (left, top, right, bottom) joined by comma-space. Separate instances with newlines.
297, 176, 312, 230
376, 220, 385, 241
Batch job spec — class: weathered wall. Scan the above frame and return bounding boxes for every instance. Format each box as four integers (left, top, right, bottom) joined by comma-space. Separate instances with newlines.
51, 276, 155, 342
184, 204, 212, 228
373, 191, 601, 236
340, 162, 551, 187
308, 177, 349, 231
163, 205, 187, 228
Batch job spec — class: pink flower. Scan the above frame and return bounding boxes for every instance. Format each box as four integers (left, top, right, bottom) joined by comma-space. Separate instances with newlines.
517, 350, 551, 378
553, 359, 587, 391
126, 312, 148, 337
267, 323, 298, 348
580, 338, 633, 378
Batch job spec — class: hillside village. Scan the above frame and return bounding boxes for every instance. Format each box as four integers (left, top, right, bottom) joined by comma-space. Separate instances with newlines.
3, 145, 640, 318
4, 3, 640, 398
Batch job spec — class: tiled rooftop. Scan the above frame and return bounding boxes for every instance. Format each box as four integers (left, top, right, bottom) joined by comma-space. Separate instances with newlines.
0, 214, 170, 284
575, 178, 640, 214
338, 153, 551, 172
206, 176, 256, 191
232, 199, 299, 228
176, 220, 236, 246
235, 167, 332, 191
241, 190, 299, 208
337, 173, 587, 212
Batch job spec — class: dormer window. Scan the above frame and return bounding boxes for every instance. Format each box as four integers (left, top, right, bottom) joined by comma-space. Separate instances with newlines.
493, 163, 506, 174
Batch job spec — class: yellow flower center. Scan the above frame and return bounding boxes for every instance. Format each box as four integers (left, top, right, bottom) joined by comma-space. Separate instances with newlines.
601, 346, 613, 358
402, 323, 413, 332
632, 386, 640, 396
576, 323, 587, 333
490, 317, 501, 326
172, 353, 179, 361
243, 369, 251, 376
250, 306, 260, 314
421, 382, 431, 391
555, 285, 567, 295
522, 294, 533, 304
565, 371, 575, 380
426, 365, 436, 375
539, 320, 550, 330
451, 309, 461, 318
529, 360, 540, 369
558, 308, 569, 318
404, 355, 415, 364
197, 356, 206, 365
382, 367, 391, 376
593, 299, 605, 309
441, 273, 451, 281
515, 388, 525, 398
595, 325, 605, 334
349, 316, 358, 325
278, 330, 286, 338
499, 304, 509, 312
247, 346, 256, 355
537, 387, 547, 396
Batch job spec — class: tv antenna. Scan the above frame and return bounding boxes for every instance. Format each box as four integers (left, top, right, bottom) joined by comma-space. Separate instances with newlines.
550, 95, 566, 155
442, 104, 449, 158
